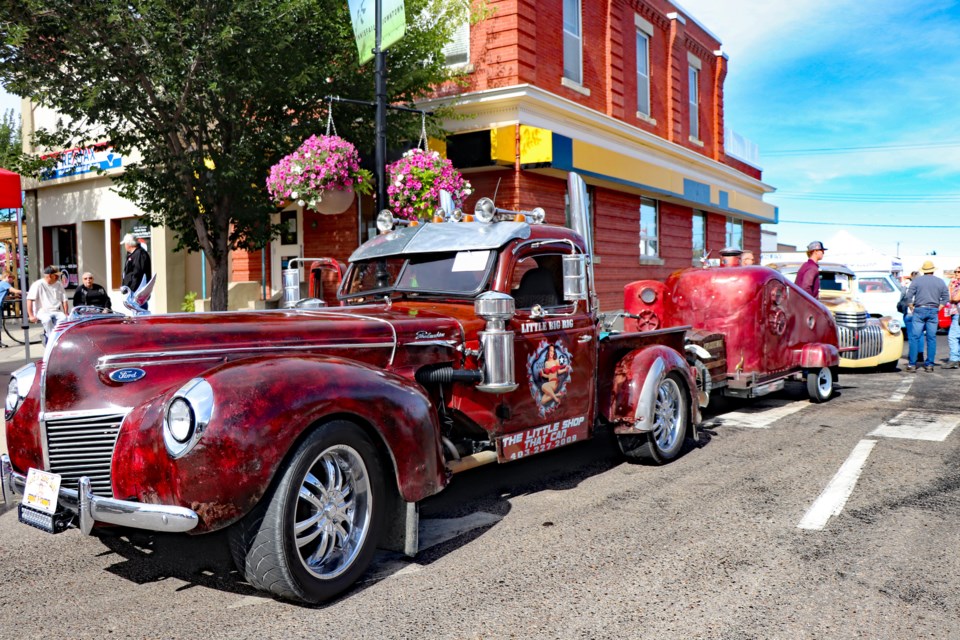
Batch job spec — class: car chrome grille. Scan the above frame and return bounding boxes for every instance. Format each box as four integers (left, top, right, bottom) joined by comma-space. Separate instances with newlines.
833, 310, 868, 329
43, 411, 127, 497
837, 324, 884, 359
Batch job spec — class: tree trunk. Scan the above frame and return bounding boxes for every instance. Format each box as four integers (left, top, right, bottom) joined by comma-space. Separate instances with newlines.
209, 256, 229, 311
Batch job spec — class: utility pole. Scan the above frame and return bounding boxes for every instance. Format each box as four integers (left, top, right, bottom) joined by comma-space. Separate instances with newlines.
374, 0, 388, 213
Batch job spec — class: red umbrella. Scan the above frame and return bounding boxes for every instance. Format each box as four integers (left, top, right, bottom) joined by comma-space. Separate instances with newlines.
0, 167, 22, 209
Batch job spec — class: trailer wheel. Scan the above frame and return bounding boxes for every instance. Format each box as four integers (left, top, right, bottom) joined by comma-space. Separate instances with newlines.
619, 373, 689, 464
229, 420, 386, 603
806, 367, 833, 403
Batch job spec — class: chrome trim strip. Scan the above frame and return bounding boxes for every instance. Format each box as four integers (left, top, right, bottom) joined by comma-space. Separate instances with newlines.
42, 407, 133, 421
95, 341, 397, 365
96, 356, 224, 371
1, 457, 199, 534
403, 340, 459, 348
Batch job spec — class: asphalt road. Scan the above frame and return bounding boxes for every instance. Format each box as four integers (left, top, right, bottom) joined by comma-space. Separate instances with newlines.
2, 339, 958, 639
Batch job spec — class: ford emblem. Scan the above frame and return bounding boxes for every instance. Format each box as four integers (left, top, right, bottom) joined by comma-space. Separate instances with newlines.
108, 368, 147, 383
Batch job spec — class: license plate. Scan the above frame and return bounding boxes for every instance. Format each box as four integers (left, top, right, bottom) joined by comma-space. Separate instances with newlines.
23, 468, 61, 515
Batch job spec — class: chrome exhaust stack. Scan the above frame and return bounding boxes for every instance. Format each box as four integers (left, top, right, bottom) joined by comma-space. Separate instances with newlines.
475, 292, 519, 393
566, 172, 597, 310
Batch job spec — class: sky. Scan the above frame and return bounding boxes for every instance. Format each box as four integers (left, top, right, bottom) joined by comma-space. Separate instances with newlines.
678, 0, 960, 260
3, 2, 960, 260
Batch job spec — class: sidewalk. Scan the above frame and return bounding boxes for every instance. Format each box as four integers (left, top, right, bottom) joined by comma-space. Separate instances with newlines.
0, 323, 45, 376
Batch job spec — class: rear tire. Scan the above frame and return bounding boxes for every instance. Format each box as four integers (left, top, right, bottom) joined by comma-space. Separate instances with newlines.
806, 367, 833, 403
619, 373, 689, 464
229, 420, 386, 603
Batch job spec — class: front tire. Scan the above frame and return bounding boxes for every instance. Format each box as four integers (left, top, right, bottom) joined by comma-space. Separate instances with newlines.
229, 420, 386, 603
806, 366, 833, 403
619, 373, 689, 464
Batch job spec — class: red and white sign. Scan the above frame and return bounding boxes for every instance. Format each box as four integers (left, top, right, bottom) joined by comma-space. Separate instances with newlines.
497, 415, 589, 462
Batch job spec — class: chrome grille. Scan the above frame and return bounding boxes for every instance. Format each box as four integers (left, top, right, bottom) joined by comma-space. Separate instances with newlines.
43, 412, 127, 497
837, 324, 884, 359
833, 310, 868, 329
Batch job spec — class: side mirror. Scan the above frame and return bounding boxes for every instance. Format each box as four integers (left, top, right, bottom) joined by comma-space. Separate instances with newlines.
562, 254, 589, 302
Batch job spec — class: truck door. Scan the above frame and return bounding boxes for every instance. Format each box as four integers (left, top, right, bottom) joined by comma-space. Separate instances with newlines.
496, 251, 597, 462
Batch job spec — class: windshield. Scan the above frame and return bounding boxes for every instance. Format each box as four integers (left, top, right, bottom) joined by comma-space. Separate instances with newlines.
858, 276, 899, 294
340, 250, 495, 302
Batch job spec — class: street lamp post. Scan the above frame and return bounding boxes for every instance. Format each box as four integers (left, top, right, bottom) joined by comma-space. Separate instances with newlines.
374, 0, 388, 213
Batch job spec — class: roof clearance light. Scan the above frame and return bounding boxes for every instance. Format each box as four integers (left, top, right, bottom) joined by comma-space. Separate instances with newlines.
528, 207, 545, 224
474, 197, 496, 223
376, 210, 395, 233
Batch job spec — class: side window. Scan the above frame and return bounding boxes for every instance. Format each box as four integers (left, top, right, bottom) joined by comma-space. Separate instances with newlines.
691, 210, 706, 265
510, 254, 565, 309
725, 216, 743, 249
688, 58, 701, 141
639, 197, 659, 259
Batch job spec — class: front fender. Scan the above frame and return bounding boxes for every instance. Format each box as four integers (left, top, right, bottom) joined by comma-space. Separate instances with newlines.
608, 346, 699, 435
112, 355, 444, 532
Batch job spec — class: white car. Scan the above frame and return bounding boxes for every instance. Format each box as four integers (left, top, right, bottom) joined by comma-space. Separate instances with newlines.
855, 271, 904, 319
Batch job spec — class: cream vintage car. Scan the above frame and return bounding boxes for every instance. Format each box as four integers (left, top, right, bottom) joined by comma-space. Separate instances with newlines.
769, 262, 903, 369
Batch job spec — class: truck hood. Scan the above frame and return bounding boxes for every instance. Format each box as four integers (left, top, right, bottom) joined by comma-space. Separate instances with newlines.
41, 306, 472, 414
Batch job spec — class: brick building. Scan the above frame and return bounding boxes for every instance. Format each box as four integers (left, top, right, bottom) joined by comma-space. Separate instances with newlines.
236, 0, 776, 310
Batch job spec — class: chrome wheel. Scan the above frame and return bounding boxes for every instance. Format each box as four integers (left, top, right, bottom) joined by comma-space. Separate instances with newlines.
807, 366, 833, 403
295, 444, 372, 580
652, 376, 684, 453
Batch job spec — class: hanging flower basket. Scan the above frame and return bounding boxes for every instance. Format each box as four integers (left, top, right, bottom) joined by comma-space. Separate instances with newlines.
267, 135, 373, 215
386, 149, 472, 221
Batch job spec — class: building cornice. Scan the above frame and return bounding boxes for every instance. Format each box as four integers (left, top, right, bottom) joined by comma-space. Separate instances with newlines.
418, 84, 774, 198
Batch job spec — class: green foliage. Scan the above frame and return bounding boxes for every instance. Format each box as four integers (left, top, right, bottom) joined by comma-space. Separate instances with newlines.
0, 108, 20, 170
181, 290, 198, 312
0, 0, 471, 309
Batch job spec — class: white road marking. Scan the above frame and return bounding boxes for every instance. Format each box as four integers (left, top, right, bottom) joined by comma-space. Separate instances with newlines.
868, 410, 960, 442
798, 439, 877, 531
888, 377, 914, 402
710, 399, 811, 429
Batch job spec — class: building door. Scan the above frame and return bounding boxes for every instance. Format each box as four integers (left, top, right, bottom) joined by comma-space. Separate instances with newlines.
42, 225, 79, 288
271, 207, 303, 299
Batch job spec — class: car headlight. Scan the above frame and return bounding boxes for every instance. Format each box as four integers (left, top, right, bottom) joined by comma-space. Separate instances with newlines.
163, 378, 214, 458
880, 316, 901, 335
5, 363, 36, 420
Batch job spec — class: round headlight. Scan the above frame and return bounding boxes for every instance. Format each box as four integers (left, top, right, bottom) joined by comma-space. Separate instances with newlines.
376, 210, 395, 233
166, 398, 195, 443
5, 377, 20, 416
474, 197, 496, 223
640, 287, 657, 304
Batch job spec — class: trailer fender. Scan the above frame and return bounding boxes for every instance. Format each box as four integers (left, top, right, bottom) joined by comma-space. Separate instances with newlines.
798, 343, 840, 369
608, 345, 700, 436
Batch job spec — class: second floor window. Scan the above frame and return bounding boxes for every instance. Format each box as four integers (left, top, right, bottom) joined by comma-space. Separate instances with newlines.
442, 20, 470, 67
636, 30, 650, 117
639, 197, 659, 259
692, 210, 706, 265
563, 0, 582, 84
688, 65, 700, 140
725, 217, 743, 249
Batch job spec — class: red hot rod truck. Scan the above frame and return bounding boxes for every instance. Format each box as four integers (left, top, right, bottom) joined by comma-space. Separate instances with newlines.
2, 174, 699, 603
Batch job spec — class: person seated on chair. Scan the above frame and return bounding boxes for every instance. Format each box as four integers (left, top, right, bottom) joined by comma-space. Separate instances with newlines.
73, 272, 113, 311
0, 272, 21, 301
27, 266, 69, 340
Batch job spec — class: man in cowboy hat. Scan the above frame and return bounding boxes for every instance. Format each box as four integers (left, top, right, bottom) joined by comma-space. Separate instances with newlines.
120, 232, 151, 306
796, 241, 827, 297
904, 260, 948, 372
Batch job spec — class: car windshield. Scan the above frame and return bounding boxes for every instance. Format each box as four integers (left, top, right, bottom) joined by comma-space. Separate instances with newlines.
858, 276, 898, 294
340, 250, 495, 302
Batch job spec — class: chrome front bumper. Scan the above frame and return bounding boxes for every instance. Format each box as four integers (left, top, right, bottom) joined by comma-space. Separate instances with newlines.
1, 454, 199, 534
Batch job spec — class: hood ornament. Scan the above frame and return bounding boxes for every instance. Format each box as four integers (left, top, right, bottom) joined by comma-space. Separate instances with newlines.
120, 274, 157, 316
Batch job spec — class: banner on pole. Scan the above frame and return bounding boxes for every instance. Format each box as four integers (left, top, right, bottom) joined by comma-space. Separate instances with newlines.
349, 0, 406, 65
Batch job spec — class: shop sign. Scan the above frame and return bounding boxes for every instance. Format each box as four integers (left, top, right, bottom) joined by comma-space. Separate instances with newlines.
132, 224, 152, 239
41, 143, 123, 181
349, 0, 405, 65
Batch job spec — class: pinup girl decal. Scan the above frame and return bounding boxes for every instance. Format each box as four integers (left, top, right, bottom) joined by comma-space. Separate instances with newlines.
528, 340, 574, 417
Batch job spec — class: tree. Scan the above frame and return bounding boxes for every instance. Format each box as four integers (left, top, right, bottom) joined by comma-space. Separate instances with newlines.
0, 0, 470, 309
0, 108, 20, 171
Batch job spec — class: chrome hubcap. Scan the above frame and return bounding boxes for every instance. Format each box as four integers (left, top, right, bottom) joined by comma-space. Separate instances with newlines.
653, 377, 683, 451
295, 444, 371, 580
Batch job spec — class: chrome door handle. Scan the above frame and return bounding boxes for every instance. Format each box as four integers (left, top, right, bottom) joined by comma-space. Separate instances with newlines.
578, 334, 593, 343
